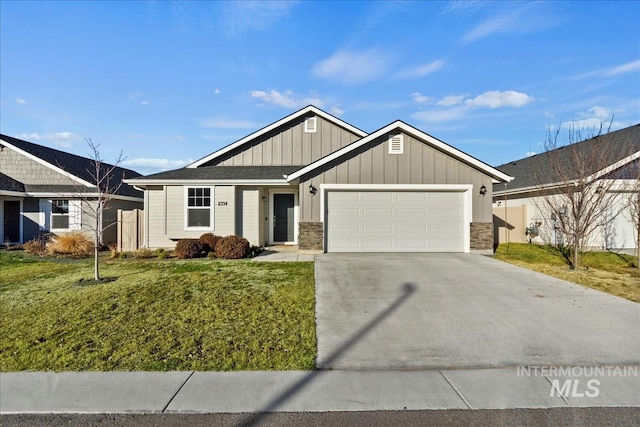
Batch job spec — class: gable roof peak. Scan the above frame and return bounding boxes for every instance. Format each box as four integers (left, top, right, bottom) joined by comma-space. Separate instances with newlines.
187, 106, 367, 168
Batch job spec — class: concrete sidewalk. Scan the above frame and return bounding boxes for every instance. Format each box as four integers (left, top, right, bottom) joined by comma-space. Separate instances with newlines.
251, 245, 320, 262
2, 367, 639, 414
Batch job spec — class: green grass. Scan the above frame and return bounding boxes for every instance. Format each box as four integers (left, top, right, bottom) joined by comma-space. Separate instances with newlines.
494, 243, 640, 303
0, 252, 316, 372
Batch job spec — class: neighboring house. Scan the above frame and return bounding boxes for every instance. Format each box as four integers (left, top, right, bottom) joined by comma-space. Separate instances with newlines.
493, 124, 640, 250
125, 106, 512, 253
0, 134, 143, 245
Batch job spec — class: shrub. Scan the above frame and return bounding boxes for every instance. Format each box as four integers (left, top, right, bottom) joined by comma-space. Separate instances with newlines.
175, 239, 204, 259
133, 248, 154, 259
47, 232, 93, 256
155, 248, 167, 259
199, 233, 221, 253
214, 235, 250, 259
23, 237, 48, 256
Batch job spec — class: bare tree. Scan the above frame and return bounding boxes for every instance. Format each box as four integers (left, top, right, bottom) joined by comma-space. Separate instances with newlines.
534, 120, 629, 269
59, 139, 126, 281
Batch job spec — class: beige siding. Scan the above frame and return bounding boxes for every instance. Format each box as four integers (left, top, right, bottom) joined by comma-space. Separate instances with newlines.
145, 185, 236, 248
210, 115, 361, 167
299, 133, 494, 223
1, 147, 78, 185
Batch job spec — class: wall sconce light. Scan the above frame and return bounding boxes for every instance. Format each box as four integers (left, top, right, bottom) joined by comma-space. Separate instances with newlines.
261, 195, 267, 201
479, 185, 487, 196
309, 184, 317, 195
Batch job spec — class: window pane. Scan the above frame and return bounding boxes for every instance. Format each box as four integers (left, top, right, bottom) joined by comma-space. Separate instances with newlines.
52, 200, 69, 214
52, 215, 69, 229
188, 188, 195, 197
188, 209, 210, 227
204, 188, 210, 197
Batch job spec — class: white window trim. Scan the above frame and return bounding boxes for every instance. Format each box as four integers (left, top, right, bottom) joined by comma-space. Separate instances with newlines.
304, 116, 317, 133
49, 199, 81, 232
184, 186, 214, 231
268, 188, 298, 245
388, 133, 403, 154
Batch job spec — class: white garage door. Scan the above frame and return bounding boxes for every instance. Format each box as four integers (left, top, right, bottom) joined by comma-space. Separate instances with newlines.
326, 190, 467, 252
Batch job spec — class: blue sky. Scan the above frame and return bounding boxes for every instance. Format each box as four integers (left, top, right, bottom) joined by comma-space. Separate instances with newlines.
1, 1, 639, 174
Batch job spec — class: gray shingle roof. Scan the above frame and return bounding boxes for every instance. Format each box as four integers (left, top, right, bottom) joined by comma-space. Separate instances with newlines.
0, 134, 143, 198
131, 165, 305, 181
0, 173, 25, 192
494, 124, 640, 192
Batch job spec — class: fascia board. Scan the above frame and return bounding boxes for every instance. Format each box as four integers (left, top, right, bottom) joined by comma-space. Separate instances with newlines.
0, 138, 97, 188
288, 121, 513, 183
186, 106, 367, 168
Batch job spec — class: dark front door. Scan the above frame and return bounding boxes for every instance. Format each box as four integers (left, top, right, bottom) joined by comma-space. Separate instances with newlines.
273, 194, 294, 242
3, 200, 21, 244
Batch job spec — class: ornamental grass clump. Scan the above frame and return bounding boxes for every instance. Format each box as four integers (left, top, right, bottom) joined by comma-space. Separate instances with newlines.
47, 232, 94, 257
214, 235, 250, 259
174, 239, 204, 259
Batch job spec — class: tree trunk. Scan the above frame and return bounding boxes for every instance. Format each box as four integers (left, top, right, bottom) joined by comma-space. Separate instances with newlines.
572, 244, 579, 270
94, 239, 100, 281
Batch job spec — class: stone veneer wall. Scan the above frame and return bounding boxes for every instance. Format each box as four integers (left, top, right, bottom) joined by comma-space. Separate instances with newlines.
298, 222, 323, 250
470, 222, 493, 252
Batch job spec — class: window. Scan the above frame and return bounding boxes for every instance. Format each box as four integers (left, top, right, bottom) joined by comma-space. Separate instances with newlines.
388, 134, 403, 154
186, 187, 211, 228
304, 116, 317, 133
51, 199, 70, 229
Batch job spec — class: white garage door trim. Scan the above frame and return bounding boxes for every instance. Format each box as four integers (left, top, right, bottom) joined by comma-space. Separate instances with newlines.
320, 184, 472, 253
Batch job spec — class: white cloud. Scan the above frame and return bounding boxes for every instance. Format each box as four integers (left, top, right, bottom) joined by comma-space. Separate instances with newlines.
410, 92, 433, 104
122, 158, 192, 170
251, 89, 323, 109
441, 0, 484, 16
214, 89, 221, 94
395, 59, 445, 79
128, 92, 143, 101
561, 106, 622, 131
605, 59, 640, 76
437, 95, 465, 107
199, 117, 257, 129
411, 106, 470, 123
15, 98, 27, 105
525, 151, 537, 157
311, 48, 392, 85
15, 133, 41, 141
462, 2, 562, 44
223, 1, 298, 37
465, 90, 533, 108
42, 132, 82, 148
330, 106, 345, 116
140, 100, 151, 106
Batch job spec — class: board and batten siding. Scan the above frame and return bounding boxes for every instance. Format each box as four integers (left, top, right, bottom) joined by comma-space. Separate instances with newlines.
0, 147, 77, 185
205, 115, 361, 167
145, 185, 236, 248
235, 187, 262, 246
298, 133, 494, 223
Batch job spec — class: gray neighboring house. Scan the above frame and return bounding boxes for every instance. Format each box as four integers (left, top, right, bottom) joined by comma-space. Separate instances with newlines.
0, 134, 143, 245
493, 124, 640, 250
125, 106, 512, 253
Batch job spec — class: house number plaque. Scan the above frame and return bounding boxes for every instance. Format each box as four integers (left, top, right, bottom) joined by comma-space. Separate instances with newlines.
217, 201, 228, 206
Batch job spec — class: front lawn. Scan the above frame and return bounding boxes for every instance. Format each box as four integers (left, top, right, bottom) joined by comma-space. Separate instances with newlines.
0, 252, 316, 371
494, 243, 640, 303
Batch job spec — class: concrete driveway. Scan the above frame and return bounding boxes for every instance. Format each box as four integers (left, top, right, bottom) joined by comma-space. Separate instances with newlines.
315, 253, 640, 369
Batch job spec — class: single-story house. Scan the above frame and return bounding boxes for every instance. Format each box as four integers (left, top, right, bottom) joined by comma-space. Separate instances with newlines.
0, 134, 144, 245
493, 124, 639, 250
125, 106, 513, 253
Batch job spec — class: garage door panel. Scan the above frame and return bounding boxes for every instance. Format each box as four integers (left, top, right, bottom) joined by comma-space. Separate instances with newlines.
326, 190, 467, 253
362, 208, 394, 218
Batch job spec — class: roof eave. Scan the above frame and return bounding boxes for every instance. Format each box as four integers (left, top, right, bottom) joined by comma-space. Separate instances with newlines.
186, 106, 368, 168
287, 121, 513, 183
